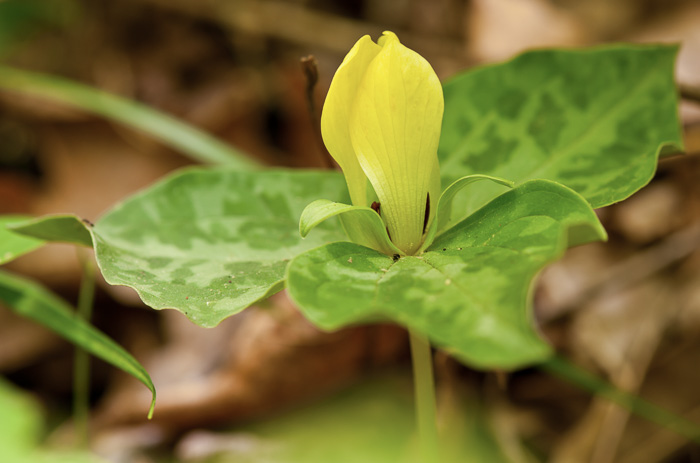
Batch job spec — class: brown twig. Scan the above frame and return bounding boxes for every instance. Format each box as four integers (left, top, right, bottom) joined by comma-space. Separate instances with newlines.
300, 55, 335, 169
680, 83, 700, 105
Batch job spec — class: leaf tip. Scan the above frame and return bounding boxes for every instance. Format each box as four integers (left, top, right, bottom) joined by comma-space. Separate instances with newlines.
147, 395, 156, 420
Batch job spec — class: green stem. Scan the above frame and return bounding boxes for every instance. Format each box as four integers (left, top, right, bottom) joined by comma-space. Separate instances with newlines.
409, 327, 439, 463
73, 254, 96, 448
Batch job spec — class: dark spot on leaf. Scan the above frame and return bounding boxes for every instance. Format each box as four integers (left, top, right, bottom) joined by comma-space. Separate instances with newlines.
462, 124, 518, 173
393, 254, 400, 262
496, 88, 527, 119
371, 201, 381, 215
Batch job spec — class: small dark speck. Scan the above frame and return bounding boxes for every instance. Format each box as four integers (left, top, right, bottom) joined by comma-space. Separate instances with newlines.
457, 247, 463, 251
81, 218, 94, 227
442, 248, 446, 251
392, 254, 400, 262
228, 280, 232, 283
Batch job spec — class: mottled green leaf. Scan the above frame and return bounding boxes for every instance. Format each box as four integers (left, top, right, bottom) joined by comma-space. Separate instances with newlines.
9, 169, 349, 328
0, 270, 155, 418
78, 168, 344, 328
300, 199, 401, 256
439, 44, 682, 225
8, 214, 93, 247
287, 180, 606, 369
0, 215, 45, 264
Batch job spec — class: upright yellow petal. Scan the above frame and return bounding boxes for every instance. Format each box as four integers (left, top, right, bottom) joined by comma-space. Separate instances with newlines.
349, 32, 444, 254
321, 35, 381, 207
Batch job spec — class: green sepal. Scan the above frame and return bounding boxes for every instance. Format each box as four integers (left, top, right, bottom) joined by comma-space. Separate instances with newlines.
418, 175, 514, 253
300, 199, 402, 256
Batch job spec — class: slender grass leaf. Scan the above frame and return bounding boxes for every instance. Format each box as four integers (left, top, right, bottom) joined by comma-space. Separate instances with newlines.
287, 180, 606, 369
0, 270, 155, 418
0, 65, 259, 168
542, 356, 700, 444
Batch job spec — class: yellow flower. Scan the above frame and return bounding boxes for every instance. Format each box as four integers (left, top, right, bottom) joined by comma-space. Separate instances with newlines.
321, 31, 444, 255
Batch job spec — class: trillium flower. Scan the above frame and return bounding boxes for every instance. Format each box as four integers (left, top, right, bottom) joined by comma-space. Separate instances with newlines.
321, 31, 444, 255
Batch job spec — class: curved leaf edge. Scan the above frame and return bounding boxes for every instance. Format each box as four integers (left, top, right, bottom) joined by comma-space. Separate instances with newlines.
580, 139, 684, 209
442, 42, 680, 90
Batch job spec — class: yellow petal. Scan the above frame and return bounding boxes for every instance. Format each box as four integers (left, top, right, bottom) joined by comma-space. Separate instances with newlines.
321, 35, 381, 206
349, 31, 444, 254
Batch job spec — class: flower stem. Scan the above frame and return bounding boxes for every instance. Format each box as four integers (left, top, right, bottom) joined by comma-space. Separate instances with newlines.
409, 327, 439, 463
73, 253, 96, 447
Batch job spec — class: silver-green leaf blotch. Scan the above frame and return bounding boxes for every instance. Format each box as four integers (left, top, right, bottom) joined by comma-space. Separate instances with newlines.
287, 180, 606, 369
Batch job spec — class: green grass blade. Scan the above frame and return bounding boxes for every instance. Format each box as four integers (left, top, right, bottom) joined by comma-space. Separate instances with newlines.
542, 355, 700, 444
0, 65, 260, 168
0, 270, 156, 419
